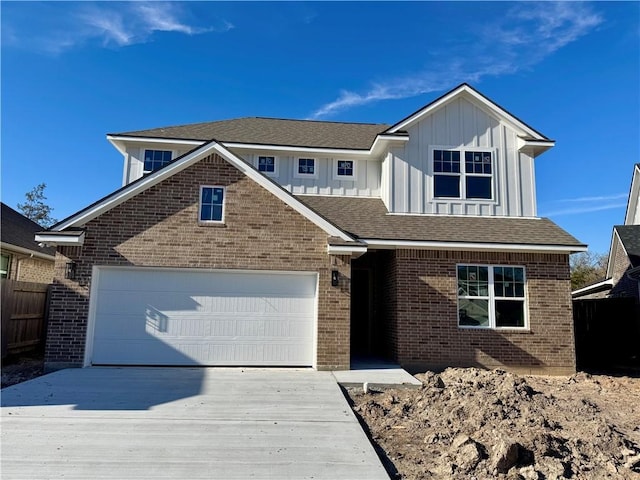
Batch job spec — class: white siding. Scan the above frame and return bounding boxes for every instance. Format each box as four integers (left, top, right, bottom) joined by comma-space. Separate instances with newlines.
241, 152, 381, 198
387, 97, 537, 217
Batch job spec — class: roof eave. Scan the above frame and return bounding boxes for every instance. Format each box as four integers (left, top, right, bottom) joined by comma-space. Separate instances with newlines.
361, 238, 587, 254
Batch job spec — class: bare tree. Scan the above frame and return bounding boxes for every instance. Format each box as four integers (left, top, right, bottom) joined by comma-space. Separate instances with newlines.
570, 251, 608, 291
17, 183, 57, 228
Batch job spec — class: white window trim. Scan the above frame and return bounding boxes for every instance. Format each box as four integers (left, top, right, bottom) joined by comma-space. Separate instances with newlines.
333, 159, 357, 181
456, 264, 528, 330
1, 253, 11, 279
430, 146, 497, 203
199, 185, 226, 225
294, 157, 318, 179
142, 148, 176, 174
256, 155, 279, 177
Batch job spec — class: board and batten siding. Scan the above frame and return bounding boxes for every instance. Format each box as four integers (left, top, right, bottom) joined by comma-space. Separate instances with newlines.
123, 145, 192, 185
386, 97, 537, 217
241, 153, 381, 197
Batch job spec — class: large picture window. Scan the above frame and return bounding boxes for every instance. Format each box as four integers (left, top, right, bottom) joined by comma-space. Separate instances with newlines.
457, 265, 526, 329
433, 149, 493, 200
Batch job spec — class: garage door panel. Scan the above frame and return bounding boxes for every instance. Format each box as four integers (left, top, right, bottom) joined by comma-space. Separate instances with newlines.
91, 268, 316, 366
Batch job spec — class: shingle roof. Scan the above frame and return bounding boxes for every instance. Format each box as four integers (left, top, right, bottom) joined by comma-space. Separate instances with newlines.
296, 196, 585, 248
113, 117, 390, 150
1, 203, 55, 256
615, 225, 640, 267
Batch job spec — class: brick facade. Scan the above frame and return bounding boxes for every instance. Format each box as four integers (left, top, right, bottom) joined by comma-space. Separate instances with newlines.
609, 235, 639, 300
45, 154, 351, 371
4, 249, 54, 284
387, 249, 575, 375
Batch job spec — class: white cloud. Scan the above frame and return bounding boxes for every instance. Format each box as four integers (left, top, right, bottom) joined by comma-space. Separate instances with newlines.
5, 2, 233, 54
539, 193, 627, 217
311, 2, 603, 119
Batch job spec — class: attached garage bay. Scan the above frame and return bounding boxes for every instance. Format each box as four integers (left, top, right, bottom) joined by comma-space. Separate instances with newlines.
88, 268, 317, 367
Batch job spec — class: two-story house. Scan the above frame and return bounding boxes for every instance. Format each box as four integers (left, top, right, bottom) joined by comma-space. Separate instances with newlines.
37, 84, 586, 374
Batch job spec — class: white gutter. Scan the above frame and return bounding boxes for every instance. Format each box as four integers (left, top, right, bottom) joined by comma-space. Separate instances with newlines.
0, 242, 56, 261
571, 278, 614, 297
34, 232, 85, 247
362, 239, 587, 254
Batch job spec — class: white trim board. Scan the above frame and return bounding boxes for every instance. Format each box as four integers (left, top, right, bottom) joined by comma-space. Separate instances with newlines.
363, 239, 587, 254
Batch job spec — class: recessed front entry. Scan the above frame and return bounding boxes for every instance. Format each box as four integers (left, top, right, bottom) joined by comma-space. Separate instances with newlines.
88, 267, 317, 367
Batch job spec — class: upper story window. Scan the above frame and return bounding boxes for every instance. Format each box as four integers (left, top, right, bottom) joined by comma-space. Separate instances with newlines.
144, 150, 173, 173
335, 160, 355, 180
433, 149, 493, 200
457, 265, 527, 329
199, 186, 225, 223
295, 158, 317, 178
258, 156, 277, 175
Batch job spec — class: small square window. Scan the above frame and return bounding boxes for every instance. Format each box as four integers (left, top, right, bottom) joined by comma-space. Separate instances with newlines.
144, 150, 172, 173
336, 160, 354, 177
258, 156, 276, 174
200, 186, 225, 223
297, 158, 316, 176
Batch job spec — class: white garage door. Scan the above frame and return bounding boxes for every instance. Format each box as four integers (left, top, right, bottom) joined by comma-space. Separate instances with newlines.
89, 268, 317, 366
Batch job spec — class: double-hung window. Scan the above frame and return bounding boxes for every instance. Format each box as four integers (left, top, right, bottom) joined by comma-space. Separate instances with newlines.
143, 150, 173, 173
457, 265, 527, 329
335, 160, 355, 180
433, 148, 493, 200
199, 186, 225, 223
0, 254, 10, 279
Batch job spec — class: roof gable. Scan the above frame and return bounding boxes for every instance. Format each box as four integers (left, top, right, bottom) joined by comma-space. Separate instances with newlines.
624, 163, 640, 225
385, 83, 551, 141
45, 141, 354, 243
615, 225, 640, 267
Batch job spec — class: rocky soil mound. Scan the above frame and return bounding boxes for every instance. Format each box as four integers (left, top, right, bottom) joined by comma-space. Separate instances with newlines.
348, 368, 640, 479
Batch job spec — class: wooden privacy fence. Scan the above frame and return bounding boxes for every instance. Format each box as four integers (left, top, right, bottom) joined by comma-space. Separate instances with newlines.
573, 297, 640, 371
1, 279, 50, 359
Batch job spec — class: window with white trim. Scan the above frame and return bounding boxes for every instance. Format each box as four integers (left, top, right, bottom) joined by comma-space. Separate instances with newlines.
335, 160, 354, 179
1, 254, 10, 279
296, 158, 316, 177
144, 150, 173, 173
199, 186, 225, 223
457, 265, 527, 328
433, 149, 493, 200
258, 156, 277, 175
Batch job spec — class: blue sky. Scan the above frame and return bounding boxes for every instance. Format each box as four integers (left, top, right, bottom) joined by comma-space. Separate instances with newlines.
2, 1, 638, 253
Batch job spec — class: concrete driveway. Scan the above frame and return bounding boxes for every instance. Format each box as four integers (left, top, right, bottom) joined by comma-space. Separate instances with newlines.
1, 367, 389, 479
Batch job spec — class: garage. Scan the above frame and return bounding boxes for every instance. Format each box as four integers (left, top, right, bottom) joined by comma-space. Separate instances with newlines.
88, 267, 317, 367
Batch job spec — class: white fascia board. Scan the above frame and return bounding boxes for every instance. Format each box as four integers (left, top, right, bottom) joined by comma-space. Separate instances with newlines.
0, 242, 56, 261
624, 165, 640, 225
35, 232, 85, 246
327, 244, 368, 256
209, 143, 354, 241
362, 239, 587, 254
107, 135, 203, 148
571, 278, 614, 297
516, 138, 555, 156
387, 85, 546, 140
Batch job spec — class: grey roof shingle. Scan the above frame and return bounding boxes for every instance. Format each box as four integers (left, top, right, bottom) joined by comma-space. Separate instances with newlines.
615, 225, 640, 267
297, 196, 585, 247
1, 203, 55, 256
113, 117, 390, 150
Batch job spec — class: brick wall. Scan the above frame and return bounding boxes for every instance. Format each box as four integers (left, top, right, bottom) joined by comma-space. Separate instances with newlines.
46, 154, 351, 370
389, 249, 575, 375
5, 249, 54, 284
609, 235, 638, 299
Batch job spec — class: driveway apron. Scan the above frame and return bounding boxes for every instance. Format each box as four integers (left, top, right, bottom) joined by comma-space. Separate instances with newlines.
1, 367, 389, 479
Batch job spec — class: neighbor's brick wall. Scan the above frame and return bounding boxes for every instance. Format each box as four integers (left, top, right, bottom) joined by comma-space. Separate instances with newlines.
5, 250, 54, 284
46, 153, 351, 370
390, 249, 575, 375
609, 235, 638, 299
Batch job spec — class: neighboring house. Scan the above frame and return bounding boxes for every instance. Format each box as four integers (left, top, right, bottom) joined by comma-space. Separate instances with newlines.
37, 84, 586, 374
573, 163, 640, 300
1, 202, 55, 284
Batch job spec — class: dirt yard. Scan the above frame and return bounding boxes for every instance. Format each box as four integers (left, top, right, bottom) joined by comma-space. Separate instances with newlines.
347, 368, 640, 479
1, 352, 45, 388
